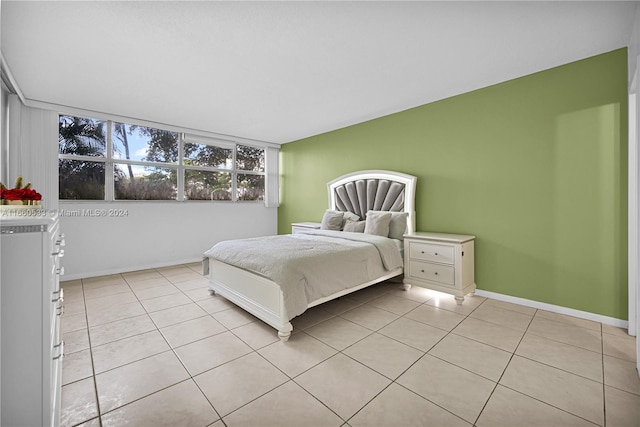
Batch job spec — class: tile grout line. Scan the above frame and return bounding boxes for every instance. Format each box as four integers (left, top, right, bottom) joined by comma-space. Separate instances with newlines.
158, 267, 256, 427
471, 306, 538, 426
93, 271, 148, 424
80, 276, 103, 427
219, 283, 421, 425
73, 269, 218, 424
494, 383, 604, 427
217, 293, 407, 425
343, 289, 486, 426
511, 310, 608, 384
351, 292, 485, 426
122, 269, 227, 425
484, 309, 607, 426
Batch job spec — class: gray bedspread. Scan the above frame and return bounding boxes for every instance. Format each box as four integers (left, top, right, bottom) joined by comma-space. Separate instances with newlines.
204, 230, 403, 319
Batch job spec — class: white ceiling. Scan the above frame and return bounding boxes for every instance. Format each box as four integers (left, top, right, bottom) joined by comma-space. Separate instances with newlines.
1, 1, 638, 144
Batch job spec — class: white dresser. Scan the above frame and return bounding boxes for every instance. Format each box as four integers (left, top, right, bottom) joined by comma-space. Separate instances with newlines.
1, 215, 64, 427
403, 232, 476, 304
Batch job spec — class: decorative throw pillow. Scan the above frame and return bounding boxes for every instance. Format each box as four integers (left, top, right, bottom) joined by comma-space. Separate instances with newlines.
388, 211, 409, 240
341, 211, 361, 229
364, 211, 392, 237
343, 220, 366, 233
320, 210, 344, 230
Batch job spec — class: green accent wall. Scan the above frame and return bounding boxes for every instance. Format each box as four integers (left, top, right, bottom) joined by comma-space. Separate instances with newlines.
279, 48, 628, 320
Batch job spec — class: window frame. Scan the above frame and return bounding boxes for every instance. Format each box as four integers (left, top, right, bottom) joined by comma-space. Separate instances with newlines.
58, 115, 268, 203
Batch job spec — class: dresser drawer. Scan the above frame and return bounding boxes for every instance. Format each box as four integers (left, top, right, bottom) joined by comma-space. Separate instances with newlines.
408, 241, 455, 264
407, 260, 455, 286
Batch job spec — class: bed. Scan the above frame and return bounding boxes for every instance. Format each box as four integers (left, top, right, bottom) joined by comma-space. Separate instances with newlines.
203, 170, 417, 341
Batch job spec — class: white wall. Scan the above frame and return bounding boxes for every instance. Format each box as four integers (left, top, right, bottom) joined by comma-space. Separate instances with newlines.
1, 82, 8, 184
630, 4, 640, 87
628, 2, 640, 376
60, 201, 277, 280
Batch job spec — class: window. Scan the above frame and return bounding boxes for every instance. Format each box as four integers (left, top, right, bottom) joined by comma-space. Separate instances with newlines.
112, 123, 179, 201
58, 116, 106, 200
58, 115, 267, 202
183, 138, 233, 201
236, 144, 265, 201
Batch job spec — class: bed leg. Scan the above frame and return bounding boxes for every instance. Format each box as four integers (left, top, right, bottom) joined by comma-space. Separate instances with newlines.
208, 289, 216, 296
278, 322, 293, 342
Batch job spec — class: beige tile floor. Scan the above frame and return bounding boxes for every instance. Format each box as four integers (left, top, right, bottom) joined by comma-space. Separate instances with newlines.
59, 263, 640, 427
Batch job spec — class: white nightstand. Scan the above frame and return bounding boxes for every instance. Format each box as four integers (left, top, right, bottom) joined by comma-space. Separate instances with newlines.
291, 222, 322, 234
403, 232, 476, 304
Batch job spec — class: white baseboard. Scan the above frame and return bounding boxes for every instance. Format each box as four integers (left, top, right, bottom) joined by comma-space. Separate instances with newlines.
474, 289, 629, 329
61, 257, 205, 281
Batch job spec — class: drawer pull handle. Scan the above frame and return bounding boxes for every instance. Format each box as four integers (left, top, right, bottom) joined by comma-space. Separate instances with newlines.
421, 251, 424, 254
52, 249, 65, 257
435, 252, 438, 256
421, 269, 424, 273
52, 289, 64, 303
434, 272, 438, 275
52, 341, 64, 360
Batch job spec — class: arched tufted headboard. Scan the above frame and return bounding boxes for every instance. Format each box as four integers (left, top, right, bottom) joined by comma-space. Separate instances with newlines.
328, 170, 417, 235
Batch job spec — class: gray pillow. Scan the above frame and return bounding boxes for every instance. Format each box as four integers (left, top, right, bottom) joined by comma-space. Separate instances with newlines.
321, 210, 344, 230
343, 220, 366, 233
364, 211, 392, 237
388, 212, 409, 240
341, 211, 360, 229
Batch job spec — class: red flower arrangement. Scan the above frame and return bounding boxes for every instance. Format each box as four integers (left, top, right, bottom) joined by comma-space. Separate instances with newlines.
0, 177, 42, 205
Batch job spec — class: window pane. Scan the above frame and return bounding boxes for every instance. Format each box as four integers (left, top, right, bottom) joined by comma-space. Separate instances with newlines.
183, 142, 233, 169
58, 159, 105, 199
112, 123, 179, 163
237, 174, 264, 201
185, 170, 232, 200
236, 145, 265, 172
59, 115, 106, 157
114, 164, 177, 200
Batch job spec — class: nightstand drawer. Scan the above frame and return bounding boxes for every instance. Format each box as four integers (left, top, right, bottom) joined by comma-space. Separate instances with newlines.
409, 241, 454, 264
407, 260, 455, 286
292, 222, 321, 234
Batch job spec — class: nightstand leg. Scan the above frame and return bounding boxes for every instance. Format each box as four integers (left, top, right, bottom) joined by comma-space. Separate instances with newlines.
403, 283, 412, 291
278, 330, 292, 342
454, 295, 464, 305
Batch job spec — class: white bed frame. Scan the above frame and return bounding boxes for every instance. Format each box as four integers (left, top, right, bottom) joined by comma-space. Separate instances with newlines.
207, 170, 417, 341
